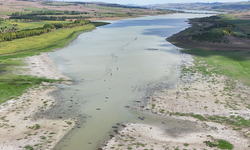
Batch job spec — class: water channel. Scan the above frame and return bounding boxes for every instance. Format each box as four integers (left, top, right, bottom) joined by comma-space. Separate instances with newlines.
41, 13, 211, 150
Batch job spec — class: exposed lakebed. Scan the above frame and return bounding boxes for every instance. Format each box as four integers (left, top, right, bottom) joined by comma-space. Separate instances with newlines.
39, 14, 211, 150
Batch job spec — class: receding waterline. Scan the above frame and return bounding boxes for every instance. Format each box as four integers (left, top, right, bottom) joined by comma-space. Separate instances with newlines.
47, 14, 211, 150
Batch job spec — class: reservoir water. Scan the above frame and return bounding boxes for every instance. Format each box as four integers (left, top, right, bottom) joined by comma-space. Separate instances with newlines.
45, 14, 210, 150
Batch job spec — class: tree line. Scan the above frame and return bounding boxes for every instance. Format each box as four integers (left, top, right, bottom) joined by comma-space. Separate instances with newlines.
10, 15, 89, 21
73, 1, 147, 9
12, 10, 89, 16
0, 20, 90, 42
10, 10, 90, 21
191, 21, 235, 43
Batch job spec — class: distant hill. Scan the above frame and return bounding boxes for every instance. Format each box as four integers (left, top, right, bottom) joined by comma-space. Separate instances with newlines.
147, 2, 250, 12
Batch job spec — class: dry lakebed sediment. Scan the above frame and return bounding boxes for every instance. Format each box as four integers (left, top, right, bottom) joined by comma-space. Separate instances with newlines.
1, 51, 250, 150
101, 55, 250, 150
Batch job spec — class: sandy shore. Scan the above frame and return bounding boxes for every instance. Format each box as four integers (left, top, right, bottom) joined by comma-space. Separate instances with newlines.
0, 53, 74, 150
101, 55, 250, 150
22, 53, 71, 81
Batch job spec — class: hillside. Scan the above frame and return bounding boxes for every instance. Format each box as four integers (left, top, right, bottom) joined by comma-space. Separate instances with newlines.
148, 2, 250, 13
167, 13, 250, 51
0, 0, 175, 20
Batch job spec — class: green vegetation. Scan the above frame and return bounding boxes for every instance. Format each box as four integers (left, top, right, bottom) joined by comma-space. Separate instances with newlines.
190, 16, 236, 43
181, 50, 250, 85
66, 121, 72, 125
27, 124, 41, 130
212, 1, 250, 11
217, 139, 233, 150
167, 13, 250, 50
204, 139, 233, 149
204, 141, 218, 148
0, 19, 90, 42
172, 112, 250, 128
23, 7, 57, 12
0, 19, 108, 105
42, 2, 75, 6
191, 14, 250, 40
1, 20, 72, 31
149, 1, 250, 12
0, 23, 94, 55
10, 10, 89, 21
24, 145, 34, 150
0, 75, 61, 105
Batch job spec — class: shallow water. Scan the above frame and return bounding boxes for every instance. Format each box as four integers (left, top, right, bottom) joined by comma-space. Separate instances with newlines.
45, 14, 210, 150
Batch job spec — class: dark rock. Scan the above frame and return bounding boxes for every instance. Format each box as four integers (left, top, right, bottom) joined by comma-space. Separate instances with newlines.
138, 117, 145, 120
113, 130, 118, 134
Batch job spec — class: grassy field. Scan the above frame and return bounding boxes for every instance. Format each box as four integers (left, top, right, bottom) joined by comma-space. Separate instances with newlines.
0, 22, 108, 105
0, 12, 14, 15
0, 57, 62, 104
0, 21, 16, 31
23, 7, 57, 12
0, 24, 95, 55
0, 9, 26, 15
0, 10, 31, 16
84, 4, 123, 10
2, 20, 72, 30
1, 19, 71, 31
217, 14, 250, 35
44, 3, 75, 6
181, 49, 250, 85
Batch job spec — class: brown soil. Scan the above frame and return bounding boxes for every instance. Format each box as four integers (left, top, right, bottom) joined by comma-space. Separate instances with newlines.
235, 12, 250, 20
